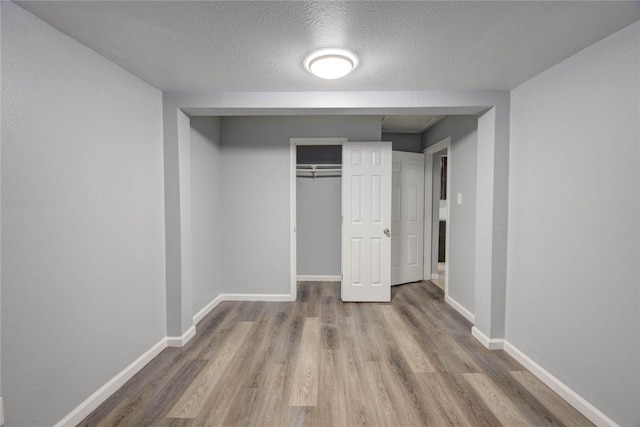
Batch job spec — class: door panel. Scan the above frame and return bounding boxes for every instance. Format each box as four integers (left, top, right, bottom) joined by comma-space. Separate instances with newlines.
371, 238, 382, 285
342, 141, 392, 302
351, 176, 362, 222
407, 186, 418, 221
408, 234, 419, 265
351, 238, 362, 284
391, 151, 425, 285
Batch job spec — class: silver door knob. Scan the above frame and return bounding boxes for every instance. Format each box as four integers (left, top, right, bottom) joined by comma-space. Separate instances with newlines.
384, 228, 391, 237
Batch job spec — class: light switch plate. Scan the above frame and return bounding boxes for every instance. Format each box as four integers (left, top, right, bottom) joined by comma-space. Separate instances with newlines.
457, 193, 463, 204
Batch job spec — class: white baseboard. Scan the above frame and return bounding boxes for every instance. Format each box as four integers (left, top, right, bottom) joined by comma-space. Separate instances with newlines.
167, 325, 196, 347
431, 273, 440, 279
470, 330, 620, 426
503, 342, 619, 427
193, 294, 224, 325
296, 275, 341, 282
471, 326, 505, 350
53, 337, 167, 427
222, 293, 291, 302
193, 292, 290, 325
50, 293, 619, 427
444, 294, 475, 323
54, 291, 294, 426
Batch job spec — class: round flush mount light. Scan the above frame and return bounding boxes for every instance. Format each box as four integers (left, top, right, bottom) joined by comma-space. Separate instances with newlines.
305, 49, 358, 80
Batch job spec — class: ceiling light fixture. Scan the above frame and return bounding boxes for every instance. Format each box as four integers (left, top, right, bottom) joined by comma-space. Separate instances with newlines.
305, 49, 357, 80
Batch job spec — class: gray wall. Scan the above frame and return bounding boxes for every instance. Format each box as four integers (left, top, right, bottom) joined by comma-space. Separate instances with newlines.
508, 22, 640, 427
447, 118, 478, 314
382, 132, 423, 153
190, 117, 223, 316
424, 116, 478, 315
220, 116, 381, 294
423, 117, 454, 149
296, 177, 341, 276
1, 3, 166, 426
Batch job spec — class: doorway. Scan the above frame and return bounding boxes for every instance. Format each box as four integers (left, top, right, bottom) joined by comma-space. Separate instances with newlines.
423, 137, 451, 294
289, 138, 346, 299
290, 138, 394, 302
290, 137, 449, 302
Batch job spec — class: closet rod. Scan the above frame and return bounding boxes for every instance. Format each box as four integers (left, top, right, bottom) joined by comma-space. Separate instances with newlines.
296, 163, 341, 168
296, 169, 342, 173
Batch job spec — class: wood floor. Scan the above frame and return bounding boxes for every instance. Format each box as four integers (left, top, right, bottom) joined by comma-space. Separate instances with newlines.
80, 281, 592, 426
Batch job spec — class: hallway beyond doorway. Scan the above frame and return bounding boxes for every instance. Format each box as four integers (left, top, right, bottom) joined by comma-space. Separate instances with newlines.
431, 262, 446, 290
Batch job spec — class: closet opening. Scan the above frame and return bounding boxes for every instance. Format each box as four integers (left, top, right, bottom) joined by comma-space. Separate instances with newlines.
289, 138, 346, 300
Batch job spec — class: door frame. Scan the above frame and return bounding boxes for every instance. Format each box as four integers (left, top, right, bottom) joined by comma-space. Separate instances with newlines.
423, 137, 451, 295
290, 137, 347, 300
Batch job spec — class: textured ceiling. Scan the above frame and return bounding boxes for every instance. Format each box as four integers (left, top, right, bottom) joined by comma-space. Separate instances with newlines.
15, 1, 640, 92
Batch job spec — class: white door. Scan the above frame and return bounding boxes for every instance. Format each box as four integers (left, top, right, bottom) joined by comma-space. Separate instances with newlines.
391, 151, 425, 285
342, 141, 392, 302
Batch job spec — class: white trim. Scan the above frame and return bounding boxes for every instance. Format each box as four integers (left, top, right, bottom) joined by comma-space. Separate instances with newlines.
290, 138, 346, 146
503, 342, 620, 427
296, 275, 342, 282
290, 137, 347, 302
167, 325, 196, 348
471, 326, 505, 350
443, 140, 451, 304
290, 141, 297, 301
0, 397, 4, 426
423, 152, 433, 280
193, 294, 224, 325
194, 292, 290, 326
50, 291, 617, 427
423, 137, 451, 292
444, 294, 475, 323
222, 293, 291, 302
54, 290, 302, 427
469, 329, 621, 426
53, 337, 167, 427
423, 137, 451, 155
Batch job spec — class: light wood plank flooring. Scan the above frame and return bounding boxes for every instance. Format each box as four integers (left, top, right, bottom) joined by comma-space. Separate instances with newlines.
80, 281, 592, 426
